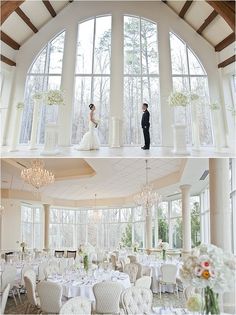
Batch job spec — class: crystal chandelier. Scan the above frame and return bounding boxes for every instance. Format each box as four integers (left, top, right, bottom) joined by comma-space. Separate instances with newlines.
21, 160, 55, 190
134, 160, 161, 213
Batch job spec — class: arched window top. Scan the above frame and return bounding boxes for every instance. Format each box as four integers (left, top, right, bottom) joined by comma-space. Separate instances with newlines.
170, 32, 206, 76
28, 31, 65, 75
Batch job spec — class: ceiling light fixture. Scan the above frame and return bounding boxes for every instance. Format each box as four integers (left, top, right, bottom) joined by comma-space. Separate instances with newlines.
21, 160, 55, 190
134, 159, 161, 214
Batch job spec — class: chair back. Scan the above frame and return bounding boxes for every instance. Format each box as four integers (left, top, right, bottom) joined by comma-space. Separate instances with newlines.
128, 255, 137, 263
59, 297, 91, 314
55, 250, 64, 258
44, 264, 59, 279
1, 265, 17, 291
110, 254, 117, 269
121, 287, 153, 314
134, 262, 143, 279
124, 263, 138, 283
135, 276, 152, 289
67, 250, 77, 259
37, 280, 62, 313
160, 264, 178, 283
21, 264, 33, 286
24, 270, 37, 306
1, 283, 10, 314
93, 281, 122, 314
38, 261, 48, 281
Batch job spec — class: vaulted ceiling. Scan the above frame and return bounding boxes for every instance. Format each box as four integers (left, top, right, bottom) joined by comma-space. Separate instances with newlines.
0, 0, 235, 68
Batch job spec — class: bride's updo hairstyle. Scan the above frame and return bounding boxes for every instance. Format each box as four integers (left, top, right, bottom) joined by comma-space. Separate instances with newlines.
89, 104, 95, 110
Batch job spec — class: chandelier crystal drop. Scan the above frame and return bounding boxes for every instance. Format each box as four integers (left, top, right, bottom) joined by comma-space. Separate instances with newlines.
134, 160, 161, 212
21, 160, 55, 190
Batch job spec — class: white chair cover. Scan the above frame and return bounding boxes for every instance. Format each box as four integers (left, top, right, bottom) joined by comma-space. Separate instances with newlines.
135, 276, 152, 289
1, 283, 10, 314
124, 263, 138, 283
37, 280, 62, 313
93, 281, 122, 314
59, 297, 91, 314
24, 270, 38, 306
121, 287, 153, 315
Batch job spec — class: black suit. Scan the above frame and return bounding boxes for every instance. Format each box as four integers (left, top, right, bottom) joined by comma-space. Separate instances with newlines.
141, 110, 150, 149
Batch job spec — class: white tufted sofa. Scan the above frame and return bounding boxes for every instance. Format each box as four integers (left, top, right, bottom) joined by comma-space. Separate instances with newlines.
121, 287, 153, 315
59, 297, 91, 314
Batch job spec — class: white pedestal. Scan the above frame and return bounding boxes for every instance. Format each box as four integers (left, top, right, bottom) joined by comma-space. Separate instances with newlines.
191, 104, 200, 151
30, 100, 41, 150
41, 123, 60, 156
111, 117, 120, 147
9, 109, 23, 152
172, 124, 190, 155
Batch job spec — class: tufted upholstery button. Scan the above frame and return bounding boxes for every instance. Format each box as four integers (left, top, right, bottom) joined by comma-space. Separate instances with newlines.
121, 287, 153, 314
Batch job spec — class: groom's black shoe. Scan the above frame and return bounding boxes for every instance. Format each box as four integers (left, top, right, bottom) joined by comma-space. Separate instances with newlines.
141, 146, 150, 150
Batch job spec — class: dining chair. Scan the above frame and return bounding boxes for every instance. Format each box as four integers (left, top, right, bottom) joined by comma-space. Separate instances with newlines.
1, 265, 20, 305
20, 264, 33, 287
134, 262, 143, 279
67, 250, 77, 259
38, 261, 48, 281
124, 263, 138, 284
24, 270, 40, 313
59, 297, 91, 314
135, 276, 152, 289
159, 264, 178, 299
93, 281, 123, 314
0, 283, 10, 314
121, 287, 153, 315
55, 250, 65, 258
127, 255, 137, 263
37, 280, 62, 314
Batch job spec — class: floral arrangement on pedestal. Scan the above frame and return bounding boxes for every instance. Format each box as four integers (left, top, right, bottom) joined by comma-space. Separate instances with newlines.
16, 102, 24, 110
45, 90, 65, 106
158, 240, 169, 260
132, 242, 139, 253
17, 241, 27, 253
78, 243, 95, 272
180, 243, 236, 314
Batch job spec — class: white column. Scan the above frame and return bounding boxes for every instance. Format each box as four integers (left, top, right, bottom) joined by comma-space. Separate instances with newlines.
58, 23, 78, 146
145, 208, 152, 249
180, 185, 192, 254
168, 201, 173, 248
44, 204, 50, 250
209, 158, 234, 314
158, 20, 173, 147
209, 158, 231, 251
109, 12, 123, 147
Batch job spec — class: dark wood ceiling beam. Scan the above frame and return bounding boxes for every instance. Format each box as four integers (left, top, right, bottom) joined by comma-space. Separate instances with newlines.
206, 1, 235, 31
179, 1, 193, 19
215, 33, 235, 52
42, 0, 56, 18
0, 31, 20, 50
15, 7, 38, 33
218, 55, 236, 68
197, 10, 218, 34
0, 54, 16, 66
1, 1, 25, 25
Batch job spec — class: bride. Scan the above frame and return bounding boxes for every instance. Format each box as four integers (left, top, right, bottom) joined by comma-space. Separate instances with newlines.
75, 103, 100, 151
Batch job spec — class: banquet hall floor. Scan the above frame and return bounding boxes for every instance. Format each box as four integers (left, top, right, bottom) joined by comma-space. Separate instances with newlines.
5, 292, 186, 314
1, 145, 235, 158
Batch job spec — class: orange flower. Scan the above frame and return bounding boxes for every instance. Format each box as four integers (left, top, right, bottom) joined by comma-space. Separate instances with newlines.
202, 270, 210, 279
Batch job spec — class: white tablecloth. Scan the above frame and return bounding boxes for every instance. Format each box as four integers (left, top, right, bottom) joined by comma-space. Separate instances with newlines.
48, 270, 131, 301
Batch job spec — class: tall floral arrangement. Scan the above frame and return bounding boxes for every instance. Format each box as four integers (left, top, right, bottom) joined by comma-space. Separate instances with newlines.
45, 90, 65, 106
180, 243, 236, 314
158, 240, 169, 260
168, 91, 188, 107
132, 242, 139, 253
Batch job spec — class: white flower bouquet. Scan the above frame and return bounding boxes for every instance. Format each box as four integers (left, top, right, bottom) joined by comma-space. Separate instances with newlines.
168, 91, 188, 107
45, 89, 65, 106
32, 92, 44, 100
158, 240, 169, 260
180, 243, 236, 314
132, 242, 139, 252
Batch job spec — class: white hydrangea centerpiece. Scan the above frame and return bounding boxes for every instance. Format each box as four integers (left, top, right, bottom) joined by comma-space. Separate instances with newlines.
45, 89, 65, 106
168, 91, 188, 107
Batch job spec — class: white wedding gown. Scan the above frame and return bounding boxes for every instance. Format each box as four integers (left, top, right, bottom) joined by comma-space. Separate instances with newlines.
75, 115, 100, 151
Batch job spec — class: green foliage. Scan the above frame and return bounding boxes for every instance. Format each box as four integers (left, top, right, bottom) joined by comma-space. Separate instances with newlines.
121, 222, 132, 247
191, 201, 201, 247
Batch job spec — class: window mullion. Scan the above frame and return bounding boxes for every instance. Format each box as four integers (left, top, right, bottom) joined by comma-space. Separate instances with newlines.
91, 17, 96, 102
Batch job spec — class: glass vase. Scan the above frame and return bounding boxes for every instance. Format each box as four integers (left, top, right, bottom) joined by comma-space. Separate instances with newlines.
203, 286, 220, 315
83, 254, 89, 272
162, 250, 166, 261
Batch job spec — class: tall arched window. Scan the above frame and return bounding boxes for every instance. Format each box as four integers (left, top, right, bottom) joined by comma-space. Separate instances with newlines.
123, 16, 161, 146
20, 31, 65, 144
170, 32, 213, 145
72, 16, 111, 145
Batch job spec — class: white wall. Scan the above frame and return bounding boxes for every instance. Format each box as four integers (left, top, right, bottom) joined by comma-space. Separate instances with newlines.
2, 1, 228, 147
0, 198, 21, 251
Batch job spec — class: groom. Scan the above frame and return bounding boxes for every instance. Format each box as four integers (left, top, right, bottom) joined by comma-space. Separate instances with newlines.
141, 103, 150, 150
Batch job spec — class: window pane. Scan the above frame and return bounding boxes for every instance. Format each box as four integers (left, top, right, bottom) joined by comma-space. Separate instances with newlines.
188, 48, 205, 75
141, 19, 158, 75
170, 33, 188, 75
76, 19, 94, 74
124, 16, 141, 75
30, 48, 47, 74
94, 16, 111, 75
48, 32, 65, 74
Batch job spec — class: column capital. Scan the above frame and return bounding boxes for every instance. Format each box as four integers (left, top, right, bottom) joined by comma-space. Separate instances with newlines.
180, 184, 191, 191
